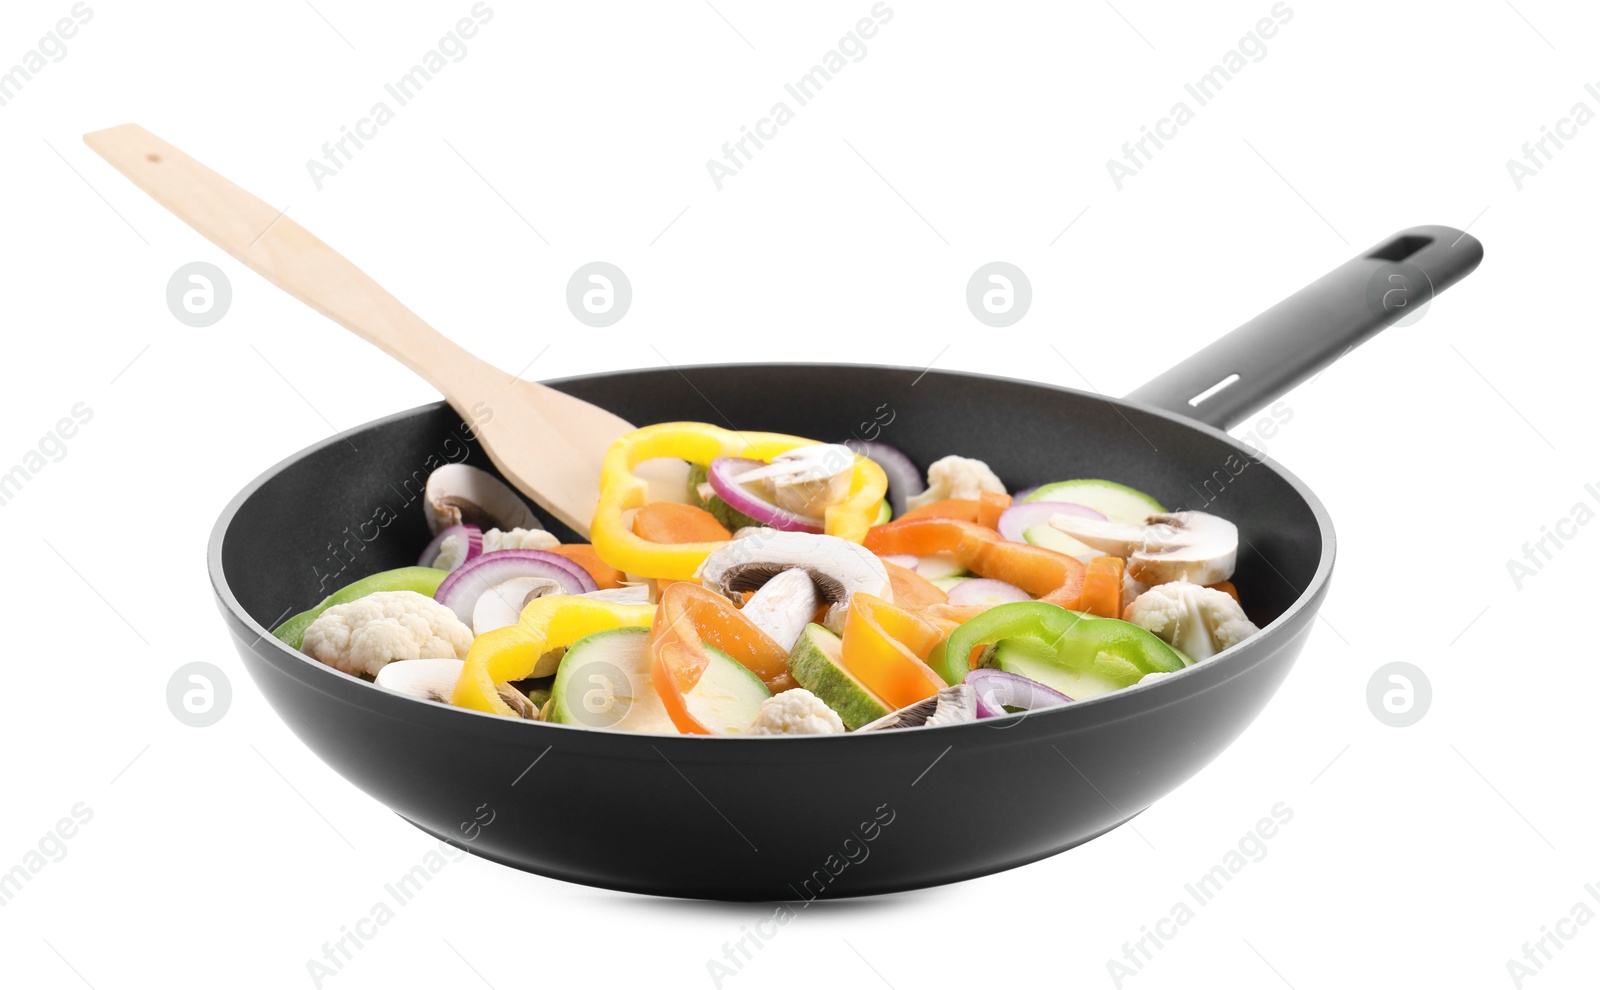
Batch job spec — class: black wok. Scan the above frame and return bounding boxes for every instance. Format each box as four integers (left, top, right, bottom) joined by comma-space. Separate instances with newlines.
210, 226, 1481, 899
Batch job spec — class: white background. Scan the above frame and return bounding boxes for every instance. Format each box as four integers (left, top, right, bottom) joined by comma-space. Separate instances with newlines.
1, 1, 1594, 987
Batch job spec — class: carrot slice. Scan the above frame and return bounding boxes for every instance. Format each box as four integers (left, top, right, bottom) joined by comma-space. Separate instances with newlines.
899, 492, 1014, 526
548, 544, 627, 590
883, 560, 948, 609
631, 501, 732, 545
920, 603, 988, 629
1075, 556, 1125, 618
919, 603, 995, 670
899, 499, 983, 523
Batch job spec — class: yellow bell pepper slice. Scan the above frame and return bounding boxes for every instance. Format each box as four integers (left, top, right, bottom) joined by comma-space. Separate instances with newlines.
839, 593, 947, 710
451, 596, 655, 716
589, 422, 888, 580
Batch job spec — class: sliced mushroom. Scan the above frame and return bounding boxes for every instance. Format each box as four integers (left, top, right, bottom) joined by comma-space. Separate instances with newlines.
1048, 510, 1238, 586
581, 585, 652, 604
730, 444, 855, 517
738, 568, 820, 652
373, 658, 536, 718
424, 463, 540, 536
697, 530, 892, 639
858, 684, 976, 731
471, 576, 566, 635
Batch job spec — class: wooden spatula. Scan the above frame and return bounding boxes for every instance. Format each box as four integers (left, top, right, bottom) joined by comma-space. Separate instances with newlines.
85, 123, 637, 538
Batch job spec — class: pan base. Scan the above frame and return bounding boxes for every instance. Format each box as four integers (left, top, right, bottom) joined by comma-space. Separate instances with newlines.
394, 809, 1146, 902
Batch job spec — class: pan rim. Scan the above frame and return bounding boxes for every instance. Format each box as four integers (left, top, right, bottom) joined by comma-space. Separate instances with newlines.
208, 362, 1336, 745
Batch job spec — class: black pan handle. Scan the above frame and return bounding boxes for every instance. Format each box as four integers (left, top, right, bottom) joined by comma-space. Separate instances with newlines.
1124, 224, 1484, 431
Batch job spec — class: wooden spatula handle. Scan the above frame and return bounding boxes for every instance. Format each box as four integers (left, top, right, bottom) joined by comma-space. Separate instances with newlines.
83, 123, 486, 395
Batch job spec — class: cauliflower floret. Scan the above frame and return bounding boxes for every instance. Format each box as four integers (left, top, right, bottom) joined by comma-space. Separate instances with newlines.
746, 688, 846, 736
430, 527, 559, 570
430, 533, 473, 571
301, 591, 475, 677
1122, 571, 1150, 607
906, 455, 1005, 510
1122, 582, 1260, 663
482, 527, 559, 553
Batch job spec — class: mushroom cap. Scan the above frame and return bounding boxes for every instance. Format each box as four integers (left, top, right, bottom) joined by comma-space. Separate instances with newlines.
424, 463, 541, 536
695, 530, 892, 606
1049, 510, 1237, 585
858, 684, 976, 731
373, 657, 535, 717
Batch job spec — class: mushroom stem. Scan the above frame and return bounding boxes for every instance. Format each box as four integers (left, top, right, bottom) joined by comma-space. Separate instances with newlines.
738, 568, 819, 653
731, 444, 855, 517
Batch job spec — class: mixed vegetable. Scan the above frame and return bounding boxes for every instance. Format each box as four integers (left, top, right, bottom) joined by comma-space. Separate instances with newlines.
274, 425, 1262, 735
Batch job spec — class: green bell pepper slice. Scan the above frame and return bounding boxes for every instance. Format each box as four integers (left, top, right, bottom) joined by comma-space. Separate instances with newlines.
936, 601, 1185, 695
272, 566, 449, 649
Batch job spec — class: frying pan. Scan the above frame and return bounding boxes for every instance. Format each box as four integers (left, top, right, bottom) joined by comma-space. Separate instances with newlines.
211, 226, 1481, 899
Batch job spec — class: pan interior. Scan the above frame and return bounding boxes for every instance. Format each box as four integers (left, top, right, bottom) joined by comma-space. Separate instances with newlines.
218, 366, 1326, 635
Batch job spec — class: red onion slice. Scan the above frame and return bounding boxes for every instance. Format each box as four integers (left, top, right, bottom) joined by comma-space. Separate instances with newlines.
418, 524, 483, 568
997, 501, 1105, 543
946, 578, 1032, 607
842, 440, 924, 517
434, 549, 598, 623
707, 457, 825, 532
966, 668, 1072, 718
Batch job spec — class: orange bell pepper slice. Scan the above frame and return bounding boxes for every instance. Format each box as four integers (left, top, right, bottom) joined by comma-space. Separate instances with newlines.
865, 517, 1085, 604
649, 582, 790, 734
839, 594, 947, 709
883, 559, 948, 610
864, 516, 997, 555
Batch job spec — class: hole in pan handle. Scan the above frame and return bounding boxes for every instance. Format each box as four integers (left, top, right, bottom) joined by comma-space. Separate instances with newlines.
1124, 225, 1484, 432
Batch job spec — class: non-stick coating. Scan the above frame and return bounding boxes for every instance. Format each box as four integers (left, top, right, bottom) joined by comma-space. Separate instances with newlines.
210, 365, 1332, 899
